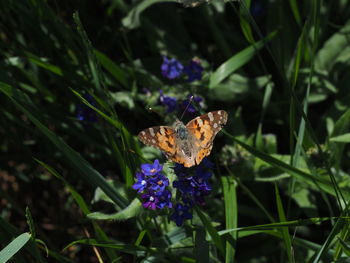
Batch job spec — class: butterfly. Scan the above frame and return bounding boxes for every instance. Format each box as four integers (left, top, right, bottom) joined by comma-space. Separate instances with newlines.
138, 110, 228, 167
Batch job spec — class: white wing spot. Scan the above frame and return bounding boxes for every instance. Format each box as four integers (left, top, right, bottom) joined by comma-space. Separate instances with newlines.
197, 118, 203, 126
149, 128, 155, 137
160, 127, 165, 135
141, 131, 146, 136
218, 111, 222, 115
213, 123, 218, 128
152, 139, 156, 144
208, 112, 214, 122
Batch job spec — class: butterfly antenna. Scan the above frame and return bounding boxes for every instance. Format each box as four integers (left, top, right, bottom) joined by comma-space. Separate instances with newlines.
179, 95, 194, 121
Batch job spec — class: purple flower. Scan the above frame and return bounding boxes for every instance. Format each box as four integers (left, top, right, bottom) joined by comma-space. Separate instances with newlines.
173, 157, 213, 207
161, 56, 184, 79
170, 203, 193, 226
141, 159, 163, 176
159, 90, 177, 113
173, 178, 194, 194
133, 159, 173, 210
156, 190, 173, 209
132, 172, 148, 193
184, 59, 203, 82
149, 173, 169, 192
141, 192, 159, 210
76, 94, 98, 123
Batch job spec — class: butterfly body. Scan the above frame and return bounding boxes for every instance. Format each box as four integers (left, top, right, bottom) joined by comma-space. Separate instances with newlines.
138, 110, 228, 167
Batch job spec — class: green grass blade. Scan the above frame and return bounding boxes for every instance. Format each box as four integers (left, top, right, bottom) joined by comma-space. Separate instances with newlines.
0, 233, 31, 263
209, 30, 278, 89
224, 133, 340, 197
221, 176, 237, 263
275, 184, 293, 262
94, 50, 129, 88
35, 159, 120, 261
194, 228, 209, 263
219, 217, 337, 234
312, 217, 346, 263
63, 239, 152, 255
0, 84, 128, 209
195, 206, 225, 256
73, 12, 105, 92
288, 0, 302, 26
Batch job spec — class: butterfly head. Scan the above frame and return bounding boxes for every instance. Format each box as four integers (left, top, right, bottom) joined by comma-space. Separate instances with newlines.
174, 120, 188, 140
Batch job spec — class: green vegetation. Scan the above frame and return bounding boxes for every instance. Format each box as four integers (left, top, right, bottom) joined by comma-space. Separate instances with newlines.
1, 0, 350, 262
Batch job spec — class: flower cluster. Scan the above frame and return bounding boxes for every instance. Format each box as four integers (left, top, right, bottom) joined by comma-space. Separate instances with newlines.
159, 91, 203, 115
132, 160, 172, 210
171, 158, 213, 226
133, 158, 214, 226
161, 56, 203, 82
76, 94, 98, 123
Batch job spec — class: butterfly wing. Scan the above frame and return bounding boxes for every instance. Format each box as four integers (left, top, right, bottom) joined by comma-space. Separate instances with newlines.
138, 126, 177, 157
186, 110, 228, 165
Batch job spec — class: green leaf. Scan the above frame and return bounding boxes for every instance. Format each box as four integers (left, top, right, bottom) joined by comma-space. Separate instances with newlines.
122, 0, 175, 29
329, 109, 350, 169
315, 21, 350, 72
208, 74, 271, 102
88, 198, 142, 221
0, 233, 31, 263
330, 133, 350, 143
209, 30, 277, 89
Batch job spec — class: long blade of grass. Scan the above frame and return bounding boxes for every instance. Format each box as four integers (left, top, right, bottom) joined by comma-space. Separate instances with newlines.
221, 176, 237, 263
195, 206, 225, 256
0, 233, 31, 263
275, 184, 293, 262
219, 216, 339, 234
194, 228, 209, 263
312, 217, 347, 263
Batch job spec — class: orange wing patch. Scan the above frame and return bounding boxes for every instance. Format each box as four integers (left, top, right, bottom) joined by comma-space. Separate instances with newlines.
138, 126, 176, 156
168, 152, 195, 168
195, 145, 213, 165
156, 127, 176, 155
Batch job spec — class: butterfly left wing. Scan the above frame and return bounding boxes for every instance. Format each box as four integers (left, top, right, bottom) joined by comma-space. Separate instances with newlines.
186, 110, 228, 165
138, 126, 177, 157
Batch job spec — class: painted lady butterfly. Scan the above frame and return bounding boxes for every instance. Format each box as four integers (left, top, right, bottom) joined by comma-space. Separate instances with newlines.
138, 110, 228, 167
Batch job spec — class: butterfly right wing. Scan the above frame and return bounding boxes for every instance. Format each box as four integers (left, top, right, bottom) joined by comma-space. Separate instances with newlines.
138, 126, 177, 157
